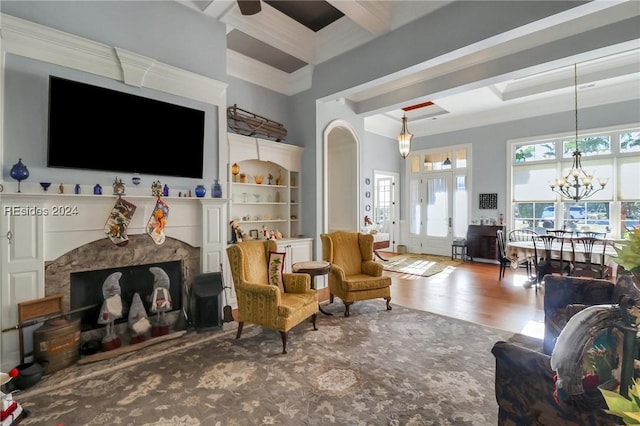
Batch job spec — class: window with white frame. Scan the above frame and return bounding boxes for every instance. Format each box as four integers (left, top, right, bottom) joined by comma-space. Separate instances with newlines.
509, 126, 640, 239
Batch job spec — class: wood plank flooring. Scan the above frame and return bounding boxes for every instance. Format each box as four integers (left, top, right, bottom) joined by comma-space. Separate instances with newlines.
318, 253, 545, 337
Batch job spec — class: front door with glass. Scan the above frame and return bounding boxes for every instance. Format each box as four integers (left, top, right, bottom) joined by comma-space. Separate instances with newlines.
406, 146, 469, 256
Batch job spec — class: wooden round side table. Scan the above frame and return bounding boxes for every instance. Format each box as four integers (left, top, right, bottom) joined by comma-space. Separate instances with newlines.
292, 261, 332, 316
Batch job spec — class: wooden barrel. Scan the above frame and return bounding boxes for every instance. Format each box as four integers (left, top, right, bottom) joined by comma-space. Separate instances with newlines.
33, 317, 81, 373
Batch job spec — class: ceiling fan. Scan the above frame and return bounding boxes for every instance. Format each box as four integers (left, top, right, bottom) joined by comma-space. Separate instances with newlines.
237, 0, 261, 15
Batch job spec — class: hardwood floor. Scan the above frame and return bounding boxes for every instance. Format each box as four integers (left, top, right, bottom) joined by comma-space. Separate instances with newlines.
318, 253, 545, 337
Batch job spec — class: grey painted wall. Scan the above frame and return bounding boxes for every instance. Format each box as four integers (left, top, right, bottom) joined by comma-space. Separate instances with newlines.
225, 75, 294, 144
362, 131, 403, 218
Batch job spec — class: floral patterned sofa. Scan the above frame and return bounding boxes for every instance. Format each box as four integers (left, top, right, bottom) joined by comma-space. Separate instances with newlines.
492, 273, 640, 425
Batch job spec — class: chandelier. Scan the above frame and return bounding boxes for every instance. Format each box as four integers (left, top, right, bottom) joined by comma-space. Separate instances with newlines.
398, 114, 413, 158
549, 64, 608, 202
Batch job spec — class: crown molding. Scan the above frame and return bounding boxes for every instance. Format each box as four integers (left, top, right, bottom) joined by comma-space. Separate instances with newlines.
0, 13, 227, 106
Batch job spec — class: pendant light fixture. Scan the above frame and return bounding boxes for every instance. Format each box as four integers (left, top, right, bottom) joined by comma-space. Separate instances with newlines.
398, 114, 413, 158
549, 64, 608, 202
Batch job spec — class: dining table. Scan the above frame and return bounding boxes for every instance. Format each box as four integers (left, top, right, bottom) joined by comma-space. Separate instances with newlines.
506, 238, 620, 272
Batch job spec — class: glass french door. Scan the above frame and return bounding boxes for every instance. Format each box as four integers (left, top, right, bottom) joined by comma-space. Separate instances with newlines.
425, 173, 453, 255
407, 146, 470, 256
408, 172, 453, 255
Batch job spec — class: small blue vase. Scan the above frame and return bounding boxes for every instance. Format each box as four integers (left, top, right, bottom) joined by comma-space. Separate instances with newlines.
195, 185, 206, 198
212, 180, 222, 198
93, 184, 102, 195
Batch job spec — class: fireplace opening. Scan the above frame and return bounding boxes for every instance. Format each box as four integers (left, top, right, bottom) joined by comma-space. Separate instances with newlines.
69, 261, 183, 332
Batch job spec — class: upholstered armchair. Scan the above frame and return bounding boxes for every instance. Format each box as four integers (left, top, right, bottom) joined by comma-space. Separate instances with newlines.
320, 231, 392, 317
226, 240, 318, 354
492, 273, 640, 424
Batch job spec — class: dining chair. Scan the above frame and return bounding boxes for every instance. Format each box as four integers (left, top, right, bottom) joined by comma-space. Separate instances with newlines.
569, 237, 610, 279
546, 229, 572, 237
508, 229, 538, 242
507, 229, 537, 280
532, 235, 571, 290
497, 230, 531, 280
574, 231, 606, 239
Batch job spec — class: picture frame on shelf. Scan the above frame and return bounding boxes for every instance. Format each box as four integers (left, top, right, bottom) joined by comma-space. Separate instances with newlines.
249, 229, 259, 239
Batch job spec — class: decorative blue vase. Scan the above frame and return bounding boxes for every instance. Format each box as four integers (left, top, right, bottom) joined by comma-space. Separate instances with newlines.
195, 185, 206, 198
163, 184, 169, 197
10, 158, 29, 193
212, 180, 222, 198
93, 184, 102, 195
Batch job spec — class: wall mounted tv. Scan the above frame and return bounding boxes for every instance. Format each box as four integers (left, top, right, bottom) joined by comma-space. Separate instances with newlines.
47, 76, 205, 179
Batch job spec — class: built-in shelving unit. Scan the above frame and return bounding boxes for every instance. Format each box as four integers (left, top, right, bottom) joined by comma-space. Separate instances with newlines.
227, 133, 303, 239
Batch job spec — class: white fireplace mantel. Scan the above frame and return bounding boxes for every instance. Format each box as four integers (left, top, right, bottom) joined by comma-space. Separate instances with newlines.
0, 192, 228, 371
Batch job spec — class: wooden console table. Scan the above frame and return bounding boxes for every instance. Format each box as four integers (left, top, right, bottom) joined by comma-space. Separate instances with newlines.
466, 225, 504, 261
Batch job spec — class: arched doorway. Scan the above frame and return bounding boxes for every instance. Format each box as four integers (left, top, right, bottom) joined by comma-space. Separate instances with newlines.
323, 121, 359, 233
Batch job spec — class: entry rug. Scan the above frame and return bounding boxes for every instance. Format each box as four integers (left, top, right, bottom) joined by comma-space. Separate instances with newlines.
15, 301, 521, 425
383, 253, 462, 277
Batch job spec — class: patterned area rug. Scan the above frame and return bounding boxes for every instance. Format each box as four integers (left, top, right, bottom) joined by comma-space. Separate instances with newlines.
383, 253, 462, 277
14, 301, 532, 425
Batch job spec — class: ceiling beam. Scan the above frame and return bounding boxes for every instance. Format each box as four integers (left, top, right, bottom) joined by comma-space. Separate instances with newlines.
220, 1, 316, 64
327, 0, 392, 36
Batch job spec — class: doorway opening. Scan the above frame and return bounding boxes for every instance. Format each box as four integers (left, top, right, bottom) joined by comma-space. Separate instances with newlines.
323, 121, 359, 233
373, 170, 399, 253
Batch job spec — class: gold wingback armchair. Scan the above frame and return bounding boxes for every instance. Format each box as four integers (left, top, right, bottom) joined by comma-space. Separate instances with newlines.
321, 231, 392, 317
226, 240, 318, 354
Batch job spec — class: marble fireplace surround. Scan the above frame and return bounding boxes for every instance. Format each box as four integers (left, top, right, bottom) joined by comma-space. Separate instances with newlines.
45, 234, 200, 321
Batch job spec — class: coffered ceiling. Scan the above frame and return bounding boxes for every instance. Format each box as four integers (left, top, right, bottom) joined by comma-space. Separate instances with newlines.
181, 1, 640, 138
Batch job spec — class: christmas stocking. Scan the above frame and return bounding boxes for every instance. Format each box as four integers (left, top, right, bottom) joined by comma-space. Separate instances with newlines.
104, 197, 136, 246
147, 198, 169, 245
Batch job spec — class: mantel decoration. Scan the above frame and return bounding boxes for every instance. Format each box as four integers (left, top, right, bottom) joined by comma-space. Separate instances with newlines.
227, 104, 287, 141
10, 158, 29, 193
149, 267, 173, 336
398, 114, 413, 159
151, 180, 162, 197
112, 177, 126, 195
549, 64, 608, 202
97, 272, 124, 351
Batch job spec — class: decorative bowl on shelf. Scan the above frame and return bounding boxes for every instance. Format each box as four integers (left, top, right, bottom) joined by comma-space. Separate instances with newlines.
254, 175, 264, 184
40, 182, 51, 191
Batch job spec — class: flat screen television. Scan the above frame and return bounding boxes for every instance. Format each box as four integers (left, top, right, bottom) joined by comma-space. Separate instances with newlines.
47, 76, 205, 179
